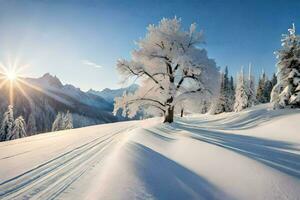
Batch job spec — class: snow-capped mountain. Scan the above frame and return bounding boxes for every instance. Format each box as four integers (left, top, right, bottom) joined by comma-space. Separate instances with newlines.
88, 84, 139, 104
0, 73, 120, 135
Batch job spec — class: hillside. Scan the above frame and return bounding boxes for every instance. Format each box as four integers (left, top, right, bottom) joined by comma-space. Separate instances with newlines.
0, 73, 119, 135
0, 104, 299, 199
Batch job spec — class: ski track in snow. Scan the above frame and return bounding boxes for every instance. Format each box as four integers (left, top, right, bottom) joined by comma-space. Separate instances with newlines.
0, 125, 136, 200
0, 105, 300, 199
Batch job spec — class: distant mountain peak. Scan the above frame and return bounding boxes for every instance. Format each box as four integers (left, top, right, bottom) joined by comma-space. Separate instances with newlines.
87, 84, 139, 103
39, 73, 63, 88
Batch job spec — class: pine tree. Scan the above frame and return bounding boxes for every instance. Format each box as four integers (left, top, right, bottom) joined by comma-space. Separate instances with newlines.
201, 100, 209, 114
52, 111, 73, 131
234, 68, 249, 112
213, 72, 227, 114
263, 79, 273, 102
52, 112, 64, 131
228, 76, 235, 111
271, 73, 277, 88
213, 66, 234, 114
27, 113, 37, 136
64, 111, 73, 129
247, 63, 256, 106
0, 105, 15, 141
256, 71, 267, 103
271, 24, 300, 108
11, 116, 27, 140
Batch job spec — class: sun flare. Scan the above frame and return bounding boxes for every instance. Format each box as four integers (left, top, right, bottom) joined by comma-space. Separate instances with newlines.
0, 59, 34, 106
6, 70, 18, 81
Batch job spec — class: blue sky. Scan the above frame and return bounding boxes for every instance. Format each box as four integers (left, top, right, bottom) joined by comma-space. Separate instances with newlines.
0, 0, 299, 91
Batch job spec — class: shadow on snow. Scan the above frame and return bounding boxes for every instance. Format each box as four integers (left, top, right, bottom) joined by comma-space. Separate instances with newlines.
173, 123, 300, 179
126, 142, 232, 200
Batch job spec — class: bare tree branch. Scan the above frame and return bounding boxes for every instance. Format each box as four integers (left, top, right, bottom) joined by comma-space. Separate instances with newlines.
120, 62, 165, 90
128, 98, 165, 107
176, 75, 198, 90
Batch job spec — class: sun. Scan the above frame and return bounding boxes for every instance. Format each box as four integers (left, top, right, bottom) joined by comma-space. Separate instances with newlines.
6, 69, 18, 81
0, 59, 31, 106
0, 59, 26, 82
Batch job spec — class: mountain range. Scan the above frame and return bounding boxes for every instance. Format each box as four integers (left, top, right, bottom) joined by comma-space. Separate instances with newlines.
87, 84, 139, 104
0, 73, 138, 135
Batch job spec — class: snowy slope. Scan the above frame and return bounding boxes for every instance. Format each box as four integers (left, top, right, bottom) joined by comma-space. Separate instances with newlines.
0, 104, 299, 200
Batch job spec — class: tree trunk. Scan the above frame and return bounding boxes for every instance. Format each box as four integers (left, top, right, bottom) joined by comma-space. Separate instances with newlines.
180, 108, 184, 117
163, 106, 174, 123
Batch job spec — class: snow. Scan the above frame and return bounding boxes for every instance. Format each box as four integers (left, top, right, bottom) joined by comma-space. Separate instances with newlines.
0, 104, 300, 199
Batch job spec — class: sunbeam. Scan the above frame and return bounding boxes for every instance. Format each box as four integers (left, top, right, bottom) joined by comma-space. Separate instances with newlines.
0, 60, 32, 106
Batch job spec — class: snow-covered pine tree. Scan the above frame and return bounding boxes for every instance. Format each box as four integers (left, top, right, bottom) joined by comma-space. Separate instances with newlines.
263, 79, 273, 102
213, 71, 226, 114
223, 67, 235, 112
11, 116, 27, 140
27, 113, 37, 136
64, 111, 73, 129
234, 67, 249, 112
0, 105, 15, 141
271, 73, 277, 88
214, 66, 236, 114
228, 75, 235, 111
247, 63, 256, 106
52, 112, 64, 131
200, 100, 209, 114
256, 71, 267, 103
271, 24, 300, 108
114, 17, 219, 123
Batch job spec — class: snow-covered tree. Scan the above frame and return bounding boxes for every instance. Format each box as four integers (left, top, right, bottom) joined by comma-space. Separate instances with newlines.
201, 100, 210, 114
256, 71, 268, 103
213, 72, 226, 114
0, 105, 15, 141
271, 24, 300, 108
114, 17, 219, 123
229, 75, 235, 109
52, 111, 73, 131
257, 71, 275, 104
247, 63, 256, 106
263, 79, 273, 102
11, 116, 27, 140
63, 111, 73, 129
27, 113, 37, 136
52, 112, 64, 131
213, 66, 235, 114
271, 73, 277, 87
234, 68, 249, 112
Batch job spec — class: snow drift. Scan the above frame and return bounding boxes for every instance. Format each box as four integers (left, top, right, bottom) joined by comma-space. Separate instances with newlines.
0, 104, 299, 199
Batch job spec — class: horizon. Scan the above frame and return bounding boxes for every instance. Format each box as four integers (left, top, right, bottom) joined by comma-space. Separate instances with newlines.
0, 0, 299, 91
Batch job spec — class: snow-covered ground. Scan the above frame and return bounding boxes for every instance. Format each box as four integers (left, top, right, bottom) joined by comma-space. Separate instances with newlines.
0, 104, 299, 200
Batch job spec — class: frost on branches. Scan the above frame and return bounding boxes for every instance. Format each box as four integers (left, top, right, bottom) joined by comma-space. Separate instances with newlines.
0, 105, 27, 141
271, 24, 300, 108
234, 68, 249, 112
52, 111, 73, 131
11, 116, 27, 140
0, 105, 15, 141
114, 18, 219, 123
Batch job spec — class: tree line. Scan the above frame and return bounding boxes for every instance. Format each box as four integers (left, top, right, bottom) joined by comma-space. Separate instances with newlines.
0, 105, 73, 142
211, 65, 277, 114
